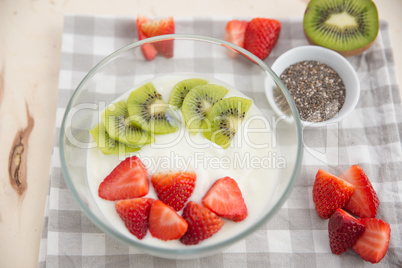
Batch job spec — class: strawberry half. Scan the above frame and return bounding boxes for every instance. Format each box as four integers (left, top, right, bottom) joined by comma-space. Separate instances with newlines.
136, 15, 158, 61
180, 201, 224, 245
151, 171, 196, 211
202, 176, 247, 222
141, 17, 175, 58
98, 156, 149, 201
352, 218, 391, 264
148, 200, 188, 241
328, 208, 365, 255
225, 20, 248, 48
339, 165, 380, 218
312, 169, 355, 219
115, 198, 154, 240
244, 18, 281, 60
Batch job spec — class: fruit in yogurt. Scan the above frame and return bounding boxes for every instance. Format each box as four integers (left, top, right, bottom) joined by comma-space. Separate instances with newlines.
203, 96, 252, 149
141, 16, 175, 58
181, 84, 228, 134
136, 15, 158, 61
127, 82, 178, 134
151, 171, 196, 211
98, 156, 149, 201
169, 78, 208, 109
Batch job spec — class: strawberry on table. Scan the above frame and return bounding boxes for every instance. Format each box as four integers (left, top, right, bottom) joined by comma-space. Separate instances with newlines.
141, 16, 175, 58
328, 208, 365, 255
312, 169, 355, 219
136, 15, 158, 61
339, 165, 380, 218
225, 20, 248, 48
202, 176, 247, 222
98, 156, 149, 201
148, 200, 188, 241
180, 201, 224, 245
244, 18, 281, 60
151, 171, 196, 211
115, 198, 154, 240
352, 218, 391, 264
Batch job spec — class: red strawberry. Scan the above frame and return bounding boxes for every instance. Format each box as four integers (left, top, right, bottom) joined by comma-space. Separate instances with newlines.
312, 169, 355, 219
339, 165, 380, 218
136, 15, 158, 61
328, 208, 365, 255
148, 200, 188, 241
115, 198, 154, 240
201, 176, 247, 222
244, 18, 281, 60
141, 17, 175, 58
352, 218, 391, 264
98, 156, 149, 201
151, 171, 196, 211
225, 20, 248, 48
180, 201, 224, 245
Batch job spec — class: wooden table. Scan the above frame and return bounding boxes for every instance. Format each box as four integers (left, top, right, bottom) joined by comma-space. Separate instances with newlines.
1, 0, 401, 267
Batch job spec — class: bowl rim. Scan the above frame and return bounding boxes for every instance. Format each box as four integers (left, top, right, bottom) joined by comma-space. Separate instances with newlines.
59, 33, 304, 257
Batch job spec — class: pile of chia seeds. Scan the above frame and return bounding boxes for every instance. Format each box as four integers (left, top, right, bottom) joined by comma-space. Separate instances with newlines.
279, 60, 346, 122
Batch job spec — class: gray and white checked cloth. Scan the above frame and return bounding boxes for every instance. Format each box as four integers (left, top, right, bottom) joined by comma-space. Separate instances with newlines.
38, 15, 402, 267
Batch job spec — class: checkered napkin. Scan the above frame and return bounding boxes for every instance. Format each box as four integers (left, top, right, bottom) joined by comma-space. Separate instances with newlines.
38, 15, 402, 267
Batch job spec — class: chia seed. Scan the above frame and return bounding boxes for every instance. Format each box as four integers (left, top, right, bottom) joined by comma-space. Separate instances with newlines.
279, 60, 346, 122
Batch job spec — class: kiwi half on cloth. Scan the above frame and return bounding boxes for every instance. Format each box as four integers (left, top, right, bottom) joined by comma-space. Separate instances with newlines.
303, 0, 379, 57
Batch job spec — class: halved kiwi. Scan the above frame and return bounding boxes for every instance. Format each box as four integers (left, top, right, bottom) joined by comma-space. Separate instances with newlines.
203, 97, 252, 149
169, 78, 208, 109
127, 82, 178, 134
303, 0, 379, 57
181, 84, 229, 134
90, 122, 140, 155
102, 100, 154, 146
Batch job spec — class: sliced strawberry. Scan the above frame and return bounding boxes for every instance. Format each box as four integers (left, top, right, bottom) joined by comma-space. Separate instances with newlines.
148, 200, 188, 241
180, 201, 224, 245
352, 218, 391, 264
201, 176, 247, 222
115, 198, 154, 240
136, 15, 158, 61
98, 156, 149, 201
312, 169, 355, 219
328, 208, 365, 255
225, 20, 248, 48
141, 17, 175, 58
244, 18, 281, 60
339, 165, 380, 218
151, 171, 196, 211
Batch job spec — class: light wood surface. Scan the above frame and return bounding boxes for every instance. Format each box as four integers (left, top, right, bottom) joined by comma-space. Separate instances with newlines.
1, 0, 401, 267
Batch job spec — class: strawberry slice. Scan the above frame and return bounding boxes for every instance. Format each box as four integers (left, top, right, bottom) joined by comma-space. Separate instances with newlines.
115, 198, 154, 240
339, 165, 380, 218
98, 156, 149, 201
201, 176, 247, 222
244, 18, 281, 60
313, 169, 355, 219
148, 200, 188, 241
151, 171, 196, 211
352, 218, 391, 264
180, 201, 224, 245
328, 208, 365, 255
225, 20, 248, 48
136, 15, 158, 61
141, 17, 175, 58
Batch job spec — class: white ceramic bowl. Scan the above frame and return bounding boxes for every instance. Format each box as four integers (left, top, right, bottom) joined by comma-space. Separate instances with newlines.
266, 45, 360, 127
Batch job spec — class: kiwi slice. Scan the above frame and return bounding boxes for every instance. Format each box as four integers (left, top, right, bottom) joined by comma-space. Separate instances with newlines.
303, 0, 379, 57
127, 82, 178, 134
102, 100, 154, 146
90, 122, 140, 155
169, 78, 208, 109
203, 97, 252, 149
181, 84, 229, 134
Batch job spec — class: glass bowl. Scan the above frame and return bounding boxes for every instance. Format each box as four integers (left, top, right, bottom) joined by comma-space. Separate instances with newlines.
60, 34, 303, 259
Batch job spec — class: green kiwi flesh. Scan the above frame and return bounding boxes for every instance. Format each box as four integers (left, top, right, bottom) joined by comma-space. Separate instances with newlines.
127, 82, 178, 134
181, 84, 229, 134
90, 122, 140, 155
303, 0, 379, 56
102, 100, 154, 146
169, 78, 208, 109
203, 97, 252, 149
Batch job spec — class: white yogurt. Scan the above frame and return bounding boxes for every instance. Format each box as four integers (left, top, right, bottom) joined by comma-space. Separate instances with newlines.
87, 74, 280, 249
